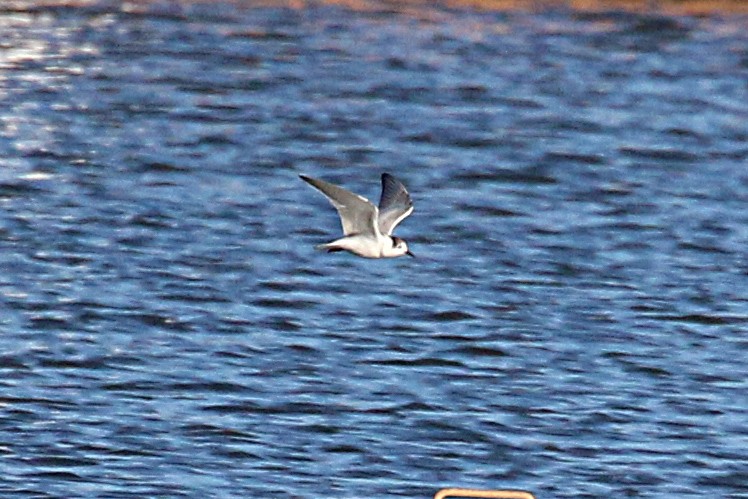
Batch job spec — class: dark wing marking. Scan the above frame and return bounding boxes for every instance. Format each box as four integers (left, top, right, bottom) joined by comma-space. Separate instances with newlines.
377, 173, 413, 235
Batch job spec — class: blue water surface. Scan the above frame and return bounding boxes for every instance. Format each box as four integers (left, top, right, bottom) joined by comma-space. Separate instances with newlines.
1, 2, 747, 498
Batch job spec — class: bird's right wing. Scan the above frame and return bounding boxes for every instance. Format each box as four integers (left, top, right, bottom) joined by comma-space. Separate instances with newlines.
300, 175, 378, 236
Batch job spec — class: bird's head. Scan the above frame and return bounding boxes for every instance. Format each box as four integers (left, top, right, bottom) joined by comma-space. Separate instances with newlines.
388, 236, 415, 258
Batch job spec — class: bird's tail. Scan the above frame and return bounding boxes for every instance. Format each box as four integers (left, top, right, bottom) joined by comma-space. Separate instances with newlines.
315, 242, 344, 253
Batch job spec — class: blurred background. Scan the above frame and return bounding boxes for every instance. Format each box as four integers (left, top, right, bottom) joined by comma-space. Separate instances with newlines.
1, 1, 747, 498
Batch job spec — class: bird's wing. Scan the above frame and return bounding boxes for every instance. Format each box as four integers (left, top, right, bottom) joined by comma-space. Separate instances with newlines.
300, 175, 379, 236
377, 173, 413, 235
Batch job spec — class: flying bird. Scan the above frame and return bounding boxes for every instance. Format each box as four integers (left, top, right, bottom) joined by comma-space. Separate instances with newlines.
299, 173, 415, 259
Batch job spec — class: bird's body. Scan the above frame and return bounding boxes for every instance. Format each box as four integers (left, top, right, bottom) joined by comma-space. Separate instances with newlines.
299, 173, 415, 259
315, 233, 390, 258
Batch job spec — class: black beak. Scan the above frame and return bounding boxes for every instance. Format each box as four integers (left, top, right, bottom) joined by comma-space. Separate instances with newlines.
406, 250, 415, 258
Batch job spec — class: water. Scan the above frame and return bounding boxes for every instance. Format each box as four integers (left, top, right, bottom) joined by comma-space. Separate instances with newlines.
1, 1, 747, 497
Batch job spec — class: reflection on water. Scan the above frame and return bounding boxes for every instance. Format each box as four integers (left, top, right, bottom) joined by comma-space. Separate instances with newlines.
1, 2, 747, 498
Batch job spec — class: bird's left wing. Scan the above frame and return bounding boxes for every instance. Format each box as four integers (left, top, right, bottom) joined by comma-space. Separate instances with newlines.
377, 173, 413, 235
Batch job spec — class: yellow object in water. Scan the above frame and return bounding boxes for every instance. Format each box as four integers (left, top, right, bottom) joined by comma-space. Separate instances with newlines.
434, 488, 536, 499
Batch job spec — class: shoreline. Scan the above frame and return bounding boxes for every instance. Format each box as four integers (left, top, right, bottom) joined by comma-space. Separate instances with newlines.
8, 0, 748, 15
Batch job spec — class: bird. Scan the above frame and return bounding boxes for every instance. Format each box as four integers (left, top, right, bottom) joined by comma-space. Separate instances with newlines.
299, 173, 415, 259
